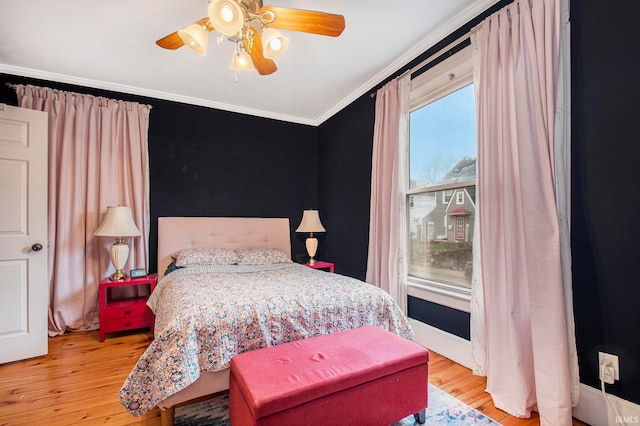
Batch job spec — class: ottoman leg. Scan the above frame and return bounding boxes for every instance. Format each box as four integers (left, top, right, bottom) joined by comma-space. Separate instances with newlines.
414, 409, 426, 424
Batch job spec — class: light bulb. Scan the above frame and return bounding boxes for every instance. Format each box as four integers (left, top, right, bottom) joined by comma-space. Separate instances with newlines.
261, 28, 288, 59
220, 5, 234, 23
229, 51, 255, 70
269, 38, 282, 52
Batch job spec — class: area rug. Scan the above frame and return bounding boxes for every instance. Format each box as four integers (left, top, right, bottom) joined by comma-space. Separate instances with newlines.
174, 383, 501, 425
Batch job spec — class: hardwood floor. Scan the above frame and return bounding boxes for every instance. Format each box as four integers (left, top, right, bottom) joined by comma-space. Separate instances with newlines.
0, 330, 586, 425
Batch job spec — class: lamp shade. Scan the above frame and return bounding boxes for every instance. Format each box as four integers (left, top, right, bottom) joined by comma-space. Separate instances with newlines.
261, 28, 289, 59
94, 206, 141, 237
208, 0, 245, 36
296, 210, 326, 233
229, 51, 256, 71
178, 23, 209, 56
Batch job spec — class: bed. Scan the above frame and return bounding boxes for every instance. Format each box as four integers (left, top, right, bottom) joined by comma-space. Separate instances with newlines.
119, 217, 413, 425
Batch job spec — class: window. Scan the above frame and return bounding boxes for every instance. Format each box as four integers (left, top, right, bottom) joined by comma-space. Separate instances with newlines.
406, 45, 476, 293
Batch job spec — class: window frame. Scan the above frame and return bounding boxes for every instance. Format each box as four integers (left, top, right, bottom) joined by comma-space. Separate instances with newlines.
404, 45, 475, 313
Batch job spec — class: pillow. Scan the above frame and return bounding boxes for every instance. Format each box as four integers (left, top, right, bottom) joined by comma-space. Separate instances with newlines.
164, 260, 182, 276
235, 248, 292, 265
172, 247, 239, 267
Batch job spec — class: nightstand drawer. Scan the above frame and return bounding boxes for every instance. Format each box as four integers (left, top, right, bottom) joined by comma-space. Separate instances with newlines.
102, 299, 149, 319
103, 315, 151, 332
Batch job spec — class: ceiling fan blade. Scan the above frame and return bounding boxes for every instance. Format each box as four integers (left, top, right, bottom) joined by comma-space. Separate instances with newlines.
260, 6, 345, 37
245, 29, 277, 75
156, 32, 184, 50
156, 17, 212, 50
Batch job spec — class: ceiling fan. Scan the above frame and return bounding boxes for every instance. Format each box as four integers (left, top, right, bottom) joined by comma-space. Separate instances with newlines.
156, 0, 345, 76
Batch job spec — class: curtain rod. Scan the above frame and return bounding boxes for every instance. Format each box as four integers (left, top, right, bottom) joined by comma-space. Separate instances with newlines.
369, 31, 472, 98
5, 82, 153, 110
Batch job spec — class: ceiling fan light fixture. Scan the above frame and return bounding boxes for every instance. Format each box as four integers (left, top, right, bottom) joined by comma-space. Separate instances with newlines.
261, 27, 289, 59
209, 0, 245, 36
229, 51, 256, 71
156, 1, 345, 77
177, 23, 209, 56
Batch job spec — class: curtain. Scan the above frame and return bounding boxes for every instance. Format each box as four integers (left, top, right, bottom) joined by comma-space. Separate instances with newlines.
366, 74, 410, 312
554, 0, 580, 406
470, 37, 487, 377
472, 0, 577, 424
14, 85, 150, 336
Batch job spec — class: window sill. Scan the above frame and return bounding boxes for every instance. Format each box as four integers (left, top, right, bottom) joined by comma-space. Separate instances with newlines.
406, 278, 471, 313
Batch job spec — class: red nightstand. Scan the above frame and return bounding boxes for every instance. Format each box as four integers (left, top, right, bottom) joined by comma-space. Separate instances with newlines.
303, 260, 334, 273
99, 274, 157, 342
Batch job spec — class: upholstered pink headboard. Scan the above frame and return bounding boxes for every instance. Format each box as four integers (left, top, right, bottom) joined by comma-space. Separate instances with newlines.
157, 217, 291, 278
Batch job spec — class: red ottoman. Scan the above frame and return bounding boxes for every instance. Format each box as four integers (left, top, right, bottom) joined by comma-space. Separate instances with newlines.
229, 326, 429, 426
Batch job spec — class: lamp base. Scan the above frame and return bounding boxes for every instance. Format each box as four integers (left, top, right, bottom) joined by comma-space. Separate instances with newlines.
109, 240, 130, 281
305, 237, 318, 265
110, 270, 127, 281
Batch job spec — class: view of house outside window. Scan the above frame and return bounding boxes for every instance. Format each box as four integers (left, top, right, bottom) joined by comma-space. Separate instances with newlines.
408, 83, 476, 289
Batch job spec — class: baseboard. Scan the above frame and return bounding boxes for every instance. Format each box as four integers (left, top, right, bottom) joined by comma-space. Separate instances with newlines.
574, 383, 640, 426
408, 318, 473, 369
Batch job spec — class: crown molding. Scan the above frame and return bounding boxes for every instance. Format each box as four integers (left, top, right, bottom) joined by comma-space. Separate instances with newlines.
0, 64, 317, 126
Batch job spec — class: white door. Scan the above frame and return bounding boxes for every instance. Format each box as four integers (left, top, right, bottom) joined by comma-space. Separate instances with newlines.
0, 104, 48, 364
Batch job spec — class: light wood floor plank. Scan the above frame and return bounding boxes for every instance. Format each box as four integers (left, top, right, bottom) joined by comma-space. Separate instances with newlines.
0, 330, 586, 425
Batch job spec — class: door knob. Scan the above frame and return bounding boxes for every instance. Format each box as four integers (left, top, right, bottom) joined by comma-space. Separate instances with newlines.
31, 243, 44, 252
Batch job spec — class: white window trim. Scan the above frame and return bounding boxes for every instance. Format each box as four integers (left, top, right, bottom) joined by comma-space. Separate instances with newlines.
410, 45, 474, 110
407, 277, 471, 313
404, 45, 474, 313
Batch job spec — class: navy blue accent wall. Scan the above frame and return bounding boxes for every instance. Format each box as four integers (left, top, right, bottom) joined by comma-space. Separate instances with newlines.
316, 94, 376, 280
570, 0, 640, 404
407, 297, 470, 340
147, 98, 318, 272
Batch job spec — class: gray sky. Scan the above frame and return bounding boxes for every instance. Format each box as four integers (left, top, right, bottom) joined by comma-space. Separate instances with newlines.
409, 84, 476, 185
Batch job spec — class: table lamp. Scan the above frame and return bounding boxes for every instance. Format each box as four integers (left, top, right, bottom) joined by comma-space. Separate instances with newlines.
95, 206, 141, 280
296, 210, 326, 265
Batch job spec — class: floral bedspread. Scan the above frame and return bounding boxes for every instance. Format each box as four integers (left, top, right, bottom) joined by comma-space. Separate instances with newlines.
119, 263, 413, 416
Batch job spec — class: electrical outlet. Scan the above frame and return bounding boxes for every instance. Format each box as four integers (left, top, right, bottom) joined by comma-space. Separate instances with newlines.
598, 352, 620, 383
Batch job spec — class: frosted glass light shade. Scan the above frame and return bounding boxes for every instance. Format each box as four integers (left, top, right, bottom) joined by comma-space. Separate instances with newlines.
261, 28, 289, 59
209, 0, 245, 36
229, 51, 256, 70
178, 23, 209, 56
